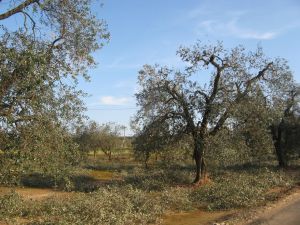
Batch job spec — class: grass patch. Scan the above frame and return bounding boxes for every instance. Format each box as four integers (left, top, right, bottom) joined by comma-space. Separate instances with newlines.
0, 186, 164, 225
0, 158, 299, 224
191, 167, 294, 210
87, 170, 115, 180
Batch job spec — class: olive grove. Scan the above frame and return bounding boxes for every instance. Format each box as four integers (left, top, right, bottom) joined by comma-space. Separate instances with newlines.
133, 42, 296, 183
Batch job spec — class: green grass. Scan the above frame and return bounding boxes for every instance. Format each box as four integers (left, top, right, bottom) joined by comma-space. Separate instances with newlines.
0, 154, 299, 225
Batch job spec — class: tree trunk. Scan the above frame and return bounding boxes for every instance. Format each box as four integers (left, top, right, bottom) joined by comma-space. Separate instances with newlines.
275, 141, 287, 167
193, 147, 201, 183
193, 138, 206, 184
271, 124, 288, 168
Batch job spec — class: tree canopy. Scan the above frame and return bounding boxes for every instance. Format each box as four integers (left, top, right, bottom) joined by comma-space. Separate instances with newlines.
0, 0, 109, 127
133, 42, 296, 183
0, 0, 109, 183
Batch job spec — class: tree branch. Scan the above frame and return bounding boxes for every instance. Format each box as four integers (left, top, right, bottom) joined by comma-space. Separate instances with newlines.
199, 62, 223, 134
0, 0, 39, 20
21, 10, 36, 34
194, 90, 209, 102
245, 62, 273, 91
210, 110, 229, 136
164, 83, 196, 135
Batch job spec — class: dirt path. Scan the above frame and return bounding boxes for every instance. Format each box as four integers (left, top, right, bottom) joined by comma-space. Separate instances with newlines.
244, 187, 300, 225
0, 186, 70, 200
161, 210, 235, 225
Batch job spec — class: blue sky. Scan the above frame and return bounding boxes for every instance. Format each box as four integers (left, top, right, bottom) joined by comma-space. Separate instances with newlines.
82, 0, 300, 135
2, 1, 299, 135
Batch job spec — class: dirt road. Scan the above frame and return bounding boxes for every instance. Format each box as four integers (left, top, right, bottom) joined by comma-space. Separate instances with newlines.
246, 188, 300, 225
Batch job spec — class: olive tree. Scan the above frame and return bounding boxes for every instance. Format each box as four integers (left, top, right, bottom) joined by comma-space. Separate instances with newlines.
133, 42, 293, 183
0, 0, 109, 125
0, 0, 109, 182
270, 86, 300, 167
75, 121, 123, 160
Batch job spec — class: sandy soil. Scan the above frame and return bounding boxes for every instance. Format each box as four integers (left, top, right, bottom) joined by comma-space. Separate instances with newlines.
243, 187, 300, 225
0, 186, 70, 200
161, 210, 235, 225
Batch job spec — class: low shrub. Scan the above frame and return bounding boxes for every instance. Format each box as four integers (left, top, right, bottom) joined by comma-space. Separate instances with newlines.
160, 187, 193, 211
124, 167, 193, 191
0, 191, 25, 218
0, 164, 296, 224
191, 167, 293, 210
1, 186, 164, 225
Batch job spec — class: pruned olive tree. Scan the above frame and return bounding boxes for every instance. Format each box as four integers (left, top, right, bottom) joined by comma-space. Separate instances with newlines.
133, 42, 294, 183
0, 0, 109, 183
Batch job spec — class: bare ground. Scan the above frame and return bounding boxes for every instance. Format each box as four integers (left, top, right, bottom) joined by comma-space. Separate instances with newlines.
161, 210, 236, 225
241, 187, 300, 225
0, 186, 70, 200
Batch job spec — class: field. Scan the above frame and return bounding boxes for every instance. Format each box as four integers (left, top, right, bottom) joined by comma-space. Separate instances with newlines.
1, 1, 300, 225
0, 152, 299, 225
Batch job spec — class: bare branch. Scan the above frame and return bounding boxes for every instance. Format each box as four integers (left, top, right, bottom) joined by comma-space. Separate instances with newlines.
21, 10, 36, 34
245, 62, 273, 90
0, 0, 39, 20
164, 83, 196, 134
50, 37, 63, 48
210, 110, 229, 136
209, 55, 220, 69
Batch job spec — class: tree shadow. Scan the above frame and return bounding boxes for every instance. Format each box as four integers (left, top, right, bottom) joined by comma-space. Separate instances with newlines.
224, 162, 279, 173
21, 173, 55, 188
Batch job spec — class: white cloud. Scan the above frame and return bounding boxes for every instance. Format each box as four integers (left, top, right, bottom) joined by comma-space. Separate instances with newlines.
197, 18, 278, 40
227, 20, 277, 40
187, 5, 279, 40
99, 96, 131, 105
238, 31, 276, 40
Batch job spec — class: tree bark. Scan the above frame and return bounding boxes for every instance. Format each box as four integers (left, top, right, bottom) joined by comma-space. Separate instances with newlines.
193, 146, 201, 183
271, 124, 288, 168
193, 138, 206, 183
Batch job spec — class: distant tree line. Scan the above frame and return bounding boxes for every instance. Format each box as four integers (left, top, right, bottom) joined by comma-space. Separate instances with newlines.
74, 121, 129, 160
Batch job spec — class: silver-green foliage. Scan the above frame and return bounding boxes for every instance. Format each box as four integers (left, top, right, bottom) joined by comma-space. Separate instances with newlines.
0, 0, 109, 182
